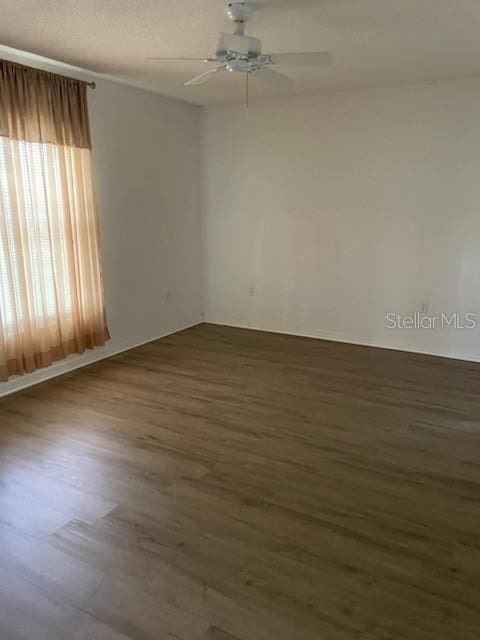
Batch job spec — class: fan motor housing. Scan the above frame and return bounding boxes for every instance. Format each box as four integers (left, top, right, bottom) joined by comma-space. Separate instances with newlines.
225, 2, 254, 23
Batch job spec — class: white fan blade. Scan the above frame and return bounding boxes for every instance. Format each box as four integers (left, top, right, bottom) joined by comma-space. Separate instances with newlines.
217, 33, 262, 56
253, 67, 293, 87
184, 66, 226, 86
147, 57, 215, 61
268, 52, 333, 66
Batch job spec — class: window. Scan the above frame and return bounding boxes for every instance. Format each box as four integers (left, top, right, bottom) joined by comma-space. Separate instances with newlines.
0, 137, 72, 333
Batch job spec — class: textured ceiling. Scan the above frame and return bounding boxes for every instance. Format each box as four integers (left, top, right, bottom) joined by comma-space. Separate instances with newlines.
1, 0, 480, 105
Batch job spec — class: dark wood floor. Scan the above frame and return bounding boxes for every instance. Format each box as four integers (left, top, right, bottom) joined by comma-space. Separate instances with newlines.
0, 323, 480, 639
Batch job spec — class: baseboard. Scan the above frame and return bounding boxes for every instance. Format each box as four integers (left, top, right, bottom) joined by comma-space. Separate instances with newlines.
0, 321, 202, 399
205, 320, 480, 365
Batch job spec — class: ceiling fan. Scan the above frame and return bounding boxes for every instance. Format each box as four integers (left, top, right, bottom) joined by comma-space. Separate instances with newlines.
147, 1, 333, 110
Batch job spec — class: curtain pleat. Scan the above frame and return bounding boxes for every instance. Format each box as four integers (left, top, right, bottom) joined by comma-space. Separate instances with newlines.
0, 60, 109, 381
0, 60, 91, 149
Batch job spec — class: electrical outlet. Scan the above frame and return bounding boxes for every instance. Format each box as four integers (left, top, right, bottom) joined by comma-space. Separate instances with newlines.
248, 285, 255, 297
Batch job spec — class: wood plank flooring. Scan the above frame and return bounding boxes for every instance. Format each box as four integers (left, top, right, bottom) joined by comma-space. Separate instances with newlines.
0, 323, 479, 639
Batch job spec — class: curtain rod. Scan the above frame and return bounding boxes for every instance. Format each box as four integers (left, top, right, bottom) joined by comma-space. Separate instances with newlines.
1, 58, 96, 89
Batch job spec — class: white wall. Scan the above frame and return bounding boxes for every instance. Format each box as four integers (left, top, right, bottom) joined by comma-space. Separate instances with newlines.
202, 77, 480, 362
0, 50, 203, 396
90, 80, 202, 346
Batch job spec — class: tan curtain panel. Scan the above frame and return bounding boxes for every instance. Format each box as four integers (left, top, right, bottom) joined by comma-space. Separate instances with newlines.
0, 60, 91, 149
0, 60, 109, 382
